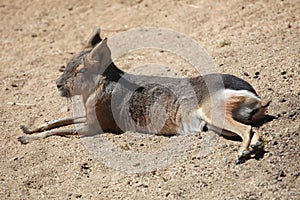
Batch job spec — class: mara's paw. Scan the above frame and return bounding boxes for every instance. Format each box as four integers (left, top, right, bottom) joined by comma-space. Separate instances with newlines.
20, 125, 32, 134
18, 135, 32, 144
251, 141, 265, 159
250, 141, 264, 153
236, 150, 251, 164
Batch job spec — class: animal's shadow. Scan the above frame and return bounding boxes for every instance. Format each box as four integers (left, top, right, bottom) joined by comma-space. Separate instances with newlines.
252, 114, 277, 128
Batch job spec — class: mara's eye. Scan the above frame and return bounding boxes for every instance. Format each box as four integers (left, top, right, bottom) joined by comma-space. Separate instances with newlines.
78, 68, 88, 74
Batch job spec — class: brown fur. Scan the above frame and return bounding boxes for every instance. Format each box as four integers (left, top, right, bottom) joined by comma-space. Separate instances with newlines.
226, 96, 246, 116
18, 28, 269, 163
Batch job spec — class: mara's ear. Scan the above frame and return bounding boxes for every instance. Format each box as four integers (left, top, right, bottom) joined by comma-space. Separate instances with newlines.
85, 38, 112, 71
86, 27, 102, 48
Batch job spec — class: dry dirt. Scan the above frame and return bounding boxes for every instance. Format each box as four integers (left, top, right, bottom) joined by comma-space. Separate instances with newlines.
1, 0, 299, 199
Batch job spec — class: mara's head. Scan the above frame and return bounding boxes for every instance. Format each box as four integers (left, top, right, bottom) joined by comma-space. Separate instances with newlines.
56, 28, 112, 98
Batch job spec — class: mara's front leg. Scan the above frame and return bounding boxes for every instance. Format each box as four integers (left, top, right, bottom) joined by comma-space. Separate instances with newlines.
18, 128, 78, 144
20, 116, 86, 134
18, 124, 98, 144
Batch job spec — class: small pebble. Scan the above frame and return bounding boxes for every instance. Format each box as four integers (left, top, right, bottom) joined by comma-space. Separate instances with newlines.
288, 112, 296, 118
281, 71, 287, 75
60, 105, 70, 112
279, 170, 286, 177
243, 72, 249, 77
292, 172, 299, 178
59, 65, 66, 72
81, 163, 89, 170
280, 98, 286, 103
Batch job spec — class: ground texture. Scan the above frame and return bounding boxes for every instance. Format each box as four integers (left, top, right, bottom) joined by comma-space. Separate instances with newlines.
1, 0, 299, 199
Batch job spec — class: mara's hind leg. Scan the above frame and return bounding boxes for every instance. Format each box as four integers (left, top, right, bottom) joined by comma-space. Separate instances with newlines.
221, 118, 252, 162
20, 116, 86, 134
207, 120, 264, 164
200, 107, 251, 162
201, 114, 252, 163
250, 131, 264, 156
205, 124, 237, 137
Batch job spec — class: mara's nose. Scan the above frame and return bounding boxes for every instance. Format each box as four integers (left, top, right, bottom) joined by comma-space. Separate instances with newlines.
56, 79, 63, 89
56, 83, 63, 89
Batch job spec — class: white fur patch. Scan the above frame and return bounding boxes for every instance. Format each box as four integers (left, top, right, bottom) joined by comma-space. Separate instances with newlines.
224, 89, 261, 101
179, 108, 207, 134
178, 89, 261, 134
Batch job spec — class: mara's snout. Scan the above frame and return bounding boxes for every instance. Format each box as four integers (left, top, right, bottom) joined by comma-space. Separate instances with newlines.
56, 78, 71, 98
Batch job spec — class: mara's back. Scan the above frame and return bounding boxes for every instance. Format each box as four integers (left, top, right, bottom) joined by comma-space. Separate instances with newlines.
95, 71, 257, 134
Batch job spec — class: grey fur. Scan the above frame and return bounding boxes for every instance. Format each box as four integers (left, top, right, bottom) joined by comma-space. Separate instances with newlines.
19, 28, 270, 163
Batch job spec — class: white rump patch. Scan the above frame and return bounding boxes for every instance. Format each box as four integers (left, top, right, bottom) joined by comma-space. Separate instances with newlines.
224, 89, 261, 101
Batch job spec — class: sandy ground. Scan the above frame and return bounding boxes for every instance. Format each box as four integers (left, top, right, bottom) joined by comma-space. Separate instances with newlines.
1, 0, 299, 199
